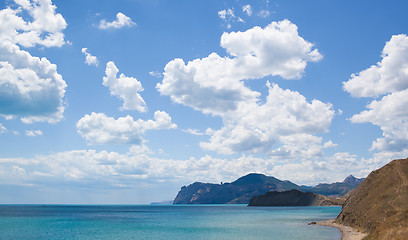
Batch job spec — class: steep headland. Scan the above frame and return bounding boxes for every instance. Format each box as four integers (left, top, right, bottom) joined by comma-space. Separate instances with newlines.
336, 158, 408, 239
248, 189, 344, 206
173, 173, 363, 204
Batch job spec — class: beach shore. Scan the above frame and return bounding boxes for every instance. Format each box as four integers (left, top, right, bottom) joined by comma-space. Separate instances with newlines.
316, 219, 367, 240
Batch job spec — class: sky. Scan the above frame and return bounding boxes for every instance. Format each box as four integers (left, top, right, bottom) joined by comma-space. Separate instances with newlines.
0, 0, 408, 204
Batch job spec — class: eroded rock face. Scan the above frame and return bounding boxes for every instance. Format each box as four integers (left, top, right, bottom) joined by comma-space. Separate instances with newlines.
248, 189, 344, 206
337, 158, 408, 240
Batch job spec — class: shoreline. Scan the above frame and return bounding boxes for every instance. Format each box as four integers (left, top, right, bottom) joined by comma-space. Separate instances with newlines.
316, 219, 367, 240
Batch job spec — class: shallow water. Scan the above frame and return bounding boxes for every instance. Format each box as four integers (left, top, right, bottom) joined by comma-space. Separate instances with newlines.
0, 204, 341, 240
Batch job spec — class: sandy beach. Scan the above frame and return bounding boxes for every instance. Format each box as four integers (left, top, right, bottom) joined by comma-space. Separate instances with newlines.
316, 219, 367, 240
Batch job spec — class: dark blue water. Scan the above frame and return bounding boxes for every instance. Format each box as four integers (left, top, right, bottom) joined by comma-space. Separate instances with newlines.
0, 205, 341, 240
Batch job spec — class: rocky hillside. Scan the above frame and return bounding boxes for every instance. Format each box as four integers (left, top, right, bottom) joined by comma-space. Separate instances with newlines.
337, 158, 408, 239
173, 173, 363, 204
248, 189, 344, 206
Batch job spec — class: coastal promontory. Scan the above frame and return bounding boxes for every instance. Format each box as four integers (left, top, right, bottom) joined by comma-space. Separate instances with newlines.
248, 189, 344, 206
336, 158, 408, 239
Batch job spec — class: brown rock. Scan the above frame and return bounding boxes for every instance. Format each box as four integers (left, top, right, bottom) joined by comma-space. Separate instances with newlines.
336, 158, 408, 239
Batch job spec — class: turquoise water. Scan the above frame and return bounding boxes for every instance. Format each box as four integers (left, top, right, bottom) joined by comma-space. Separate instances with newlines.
0, 205, 341, 240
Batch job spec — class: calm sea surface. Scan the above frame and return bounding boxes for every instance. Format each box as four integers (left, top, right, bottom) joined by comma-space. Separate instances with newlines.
0, 205, 341, 240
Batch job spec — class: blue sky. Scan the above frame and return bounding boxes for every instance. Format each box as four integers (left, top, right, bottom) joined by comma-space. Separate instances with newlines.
1, 0, 408, 204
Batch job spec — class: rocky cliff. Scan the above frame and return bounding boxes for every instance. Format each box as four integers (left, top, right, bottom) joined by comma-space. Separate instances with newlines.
248, 189, 344, 206
173, 173, 363, 204
337, 158, 408, 239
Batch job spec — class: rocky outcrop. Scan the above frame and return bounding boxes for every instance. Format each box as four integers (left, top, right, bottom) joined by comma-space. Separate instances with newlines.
336, 158, 408, 239
248, 189, 344, 206
173, 173, 362, 204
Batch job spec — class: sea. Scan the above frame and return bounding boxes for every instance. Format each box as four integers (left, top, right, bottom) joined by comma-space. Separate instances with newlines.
0, 205, 341, 240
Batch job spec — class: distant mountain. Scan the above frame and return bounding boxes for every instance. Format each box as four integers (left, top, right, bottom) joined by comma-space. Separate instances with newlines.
337, 158, 408, 239
173, 173, 306, 204
173, 173, 363, 204
248, 189, 344, 206
311, 175, 365, 198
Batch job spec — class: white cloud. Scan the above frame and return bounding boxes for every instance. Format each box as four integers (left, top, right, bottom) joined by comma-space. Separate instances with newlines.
158, 20, 330, 155
218, 8, 244, 28
103, 61, 147, 112
242, 5, 252, 16
0, 0, 67, 48
258, 10, 270, 18
0, 123, 6, 134
218, 9, 233, 20
158, 20, 322, 114
99, 12, 135, 30
149, 71, 163, 78
76, 111, 177, 145
343, 34, 408, 98
0, 147, 386, 193
25, 129, 42, 137
183, 128, 205, 136
344, 35, 408, 154
323, 140, 338, 148
0, 0, 67, 123
351, 89, 408, 152
81, 48, 99, 66
200, 83, 334, 155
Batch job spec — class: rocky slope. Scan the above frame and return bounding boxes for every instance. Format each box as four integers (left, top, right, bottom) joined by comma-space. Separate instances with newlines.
336, 158, 408, 239
248, 189, 344, 206
173, 173, 363, 204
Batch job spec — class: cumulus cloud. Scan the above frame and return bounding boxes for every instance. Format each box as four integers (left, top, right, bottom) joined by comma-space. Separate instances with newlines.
158, 20, 331, 155
103, 61, 147, 112
343, 34, 408, 98
81, 48, 99, 66
76, 111, 177, 145
0, 0, 67, 123
242, 5, 252, 16
25, 129, 43, 137
99, 12, 135, 30
200, 83, 334, 155
351, 89, 408, 152
0, 0, 67, 48
344, 35, 408, 154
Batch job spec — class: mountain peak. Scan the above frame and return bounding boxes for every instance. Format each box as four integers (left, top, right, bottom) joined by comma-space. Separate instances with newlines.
342, 175, 364, 185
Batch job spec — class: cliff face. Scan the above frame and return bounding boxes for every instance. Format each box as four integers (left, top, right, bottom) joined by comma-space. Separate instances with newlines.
337, 158, 408, 239
248, 189, 344, 206
173, 173, 362, 204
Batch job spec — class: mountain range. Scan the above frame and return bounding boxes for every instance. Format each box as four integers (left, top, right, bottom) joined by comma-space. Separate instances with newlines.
173, 173, 364, 204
